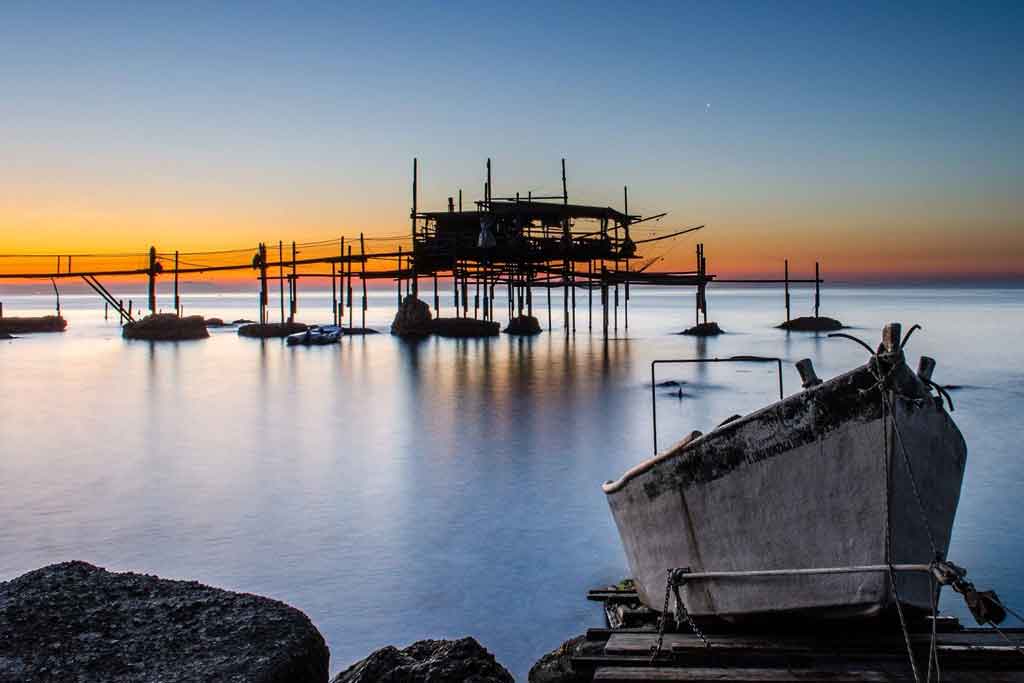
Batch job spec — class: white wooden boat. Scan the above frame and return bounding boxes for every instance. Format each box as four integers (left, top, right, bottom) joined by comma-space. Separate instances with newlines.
603, 324, 967, 622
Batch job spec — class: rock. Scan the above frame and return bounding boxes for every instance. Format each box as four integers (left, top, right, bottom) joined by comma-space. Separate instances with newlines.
122, 314, 209, 341
390, 295, 433, 337
429, 318, 500, 338
680, 321, 723, 336
231, 318, 256, 325
338, 327, 379, 335
0, 332, 13, 340
0, 561, 328, 683
334, 637, 512, 683
204, 317, 226, 327
529, 634, 603, 683
0, 315, 67, 334
503, 315, 542, 335
238, 322, 309, 338
777, 315, 843, 332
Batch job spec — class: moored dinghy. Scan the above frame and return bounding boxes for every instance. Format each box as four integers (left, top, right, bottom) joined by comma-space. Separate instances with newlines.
604, 323, 967, 622
286, 325, 342, 346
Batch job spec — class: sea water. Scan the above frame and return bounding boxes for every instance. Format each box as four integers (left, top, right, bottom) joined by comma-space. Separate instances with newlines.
1, 285, 1021, 679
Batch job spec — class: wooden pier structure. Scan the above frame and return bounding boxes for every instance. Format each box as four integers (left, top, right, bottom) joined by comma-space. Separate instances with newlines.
575, 582, 1024, 681
0, 159, 827, 335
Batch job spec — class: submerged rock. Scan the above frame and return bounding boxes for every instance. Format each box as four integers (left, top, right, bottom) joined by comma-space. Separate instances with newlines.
334, 637, 512, 683
503, 315, 543, 335
122, 314, 208, 341
529, 634, 603, 683
238, 322, 309, 338
0, 561, 329, 683
430, 317, 500, 338
0, 315, 67, 334
680, 321, 723, 336
778, 315, 843, 332
390, 295, 433, 336
338, 327, 379, 335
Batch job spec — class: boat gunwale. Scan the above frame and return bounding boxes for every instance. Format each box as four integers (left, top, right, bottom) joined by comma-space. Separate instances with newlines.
601, 362, 872, 495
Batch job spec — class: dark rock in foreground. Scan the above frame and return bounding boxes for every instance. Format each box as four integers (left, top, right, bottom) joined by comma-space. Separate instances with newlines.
778, 315, 843, 332
390, 295, 433, 336
0, 561, 328, 683
529, 634, 603, 683
504, 314, 543, 335
334, 637, 512, 683
122, 314, 209, 341
0, 315, 67, 334
239, 322, 309, 338
680, 321, 723, 336
430, 317, 501, 338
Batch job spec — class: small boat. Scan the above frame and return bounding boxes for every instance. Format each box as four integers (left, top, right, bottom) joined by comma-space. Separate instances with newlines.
603, 323, 967, 622
286, 325, 341, 346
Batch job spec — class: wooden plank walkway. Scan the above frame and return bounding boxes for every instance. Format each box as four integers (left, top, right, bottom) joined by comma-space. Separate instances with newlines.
577, 583, 1024, 682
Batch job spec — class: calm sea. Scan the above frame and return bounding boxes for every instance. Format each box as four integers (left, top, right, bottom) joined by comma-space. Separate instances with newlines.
1, 285, 1022, 679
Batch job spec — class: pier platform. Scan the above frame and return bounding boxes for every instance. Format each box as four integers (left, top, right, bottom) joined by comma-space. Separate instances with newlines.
576, 582, 1024, 682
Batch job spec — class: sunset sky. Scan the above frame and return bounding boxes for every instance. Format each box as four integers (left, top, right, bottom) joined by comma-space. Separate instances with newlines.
2, 2, 1022, 281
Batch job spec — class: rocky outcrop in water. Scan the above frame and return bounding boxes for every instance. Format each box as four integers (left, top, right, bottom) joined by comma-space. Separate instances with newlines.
122, 314, 209, 340
778, 315, 843, 332
333, 637, 512, 683
390, 295, 433, 337
238, 322, 309, 338
205, 317, 226, 327
504, 315, 542, 335
529, 634, 603, 683
0, 561, 329, 683
0, 315, 67, 334
680, 321, 723, 336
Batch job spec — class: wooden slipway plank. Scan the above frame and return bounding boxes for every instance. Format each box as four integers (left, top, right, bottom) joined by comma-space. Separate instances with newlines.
605, 631, 1018, 655
593, 667, 895, 681
592, 667, 1024, 682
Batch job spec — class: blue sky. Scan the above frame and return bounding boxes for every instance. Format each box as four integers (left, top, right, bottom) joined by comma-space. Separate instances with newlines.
2, 1, 1022, 277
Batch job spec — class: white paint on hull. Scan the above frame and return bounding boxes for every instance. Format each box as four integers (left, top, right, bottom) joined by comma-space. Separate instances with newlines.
605, 362, 967, 620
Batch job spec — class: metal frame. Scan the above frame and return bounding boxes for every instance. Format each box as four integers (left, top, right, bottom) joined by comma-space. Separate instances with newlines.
651, 356, 784, 454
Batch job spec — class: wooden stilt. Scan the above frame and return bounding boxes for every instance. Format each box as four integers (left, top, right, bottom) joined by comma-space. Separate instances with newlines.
278, 241, 285, 324
784, 259, 791, 323
588, 260, 593, 331
174, 250, 180, 316
259, 243, 268, 325
360, 233, 367, 330
290, 241, 297, 322
331, 261, 338, 325
815, 261, 821, 318
147, 246, 157, 314
347, 244, 353, 330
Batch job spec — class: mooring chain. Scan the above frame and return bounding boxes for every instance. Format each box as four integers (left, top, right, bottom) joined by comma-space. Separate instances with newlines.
651, 569, 709, 662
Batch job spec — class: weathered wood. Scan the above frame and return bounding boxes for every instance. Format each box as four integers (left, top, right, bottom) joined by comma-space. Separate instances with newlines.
593, 666, 901, 681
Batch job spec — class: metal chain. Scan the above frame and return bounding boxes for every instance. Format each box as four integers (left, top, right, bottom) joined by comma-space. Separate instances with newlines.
650, 569, 675, 661
651, 569, 709, 662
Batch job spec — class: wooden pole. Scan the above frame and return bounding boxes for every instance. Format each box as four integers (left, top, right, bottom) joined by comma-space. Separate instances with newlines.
174, 250, 180, 316
397, 246, 403, 309
360, 233, 367, 330
290, 241, 297, 321
588, 260, 593, 331
547, 264, 552, 331
331, 261, 338, 325
815, 261, 821, 318
278, 241, 285, 324
561, 158, 568, 204
411, 157, 418, 298
434, 272, 439, 316
147, 246, 157, 314
259, 243, 268, 325
338, 237, 344, 323
784, 259, 790, 323
570, 260, 576, 333
601, 263, 608, 337
563, 258, 569, 334
347, 244, 354, 330
624, 259, 630, 330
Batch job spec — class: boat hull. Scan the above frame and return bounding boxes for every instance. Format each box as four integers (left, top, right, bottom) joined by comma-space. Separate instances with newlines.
604, 362, 967, 620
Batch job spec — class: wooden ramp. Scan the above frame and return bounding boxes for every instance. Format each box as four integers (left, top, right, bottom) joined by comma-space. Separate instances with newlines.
577, 585, 1024, 682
